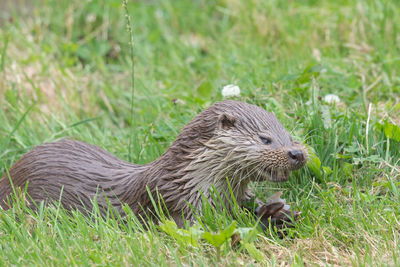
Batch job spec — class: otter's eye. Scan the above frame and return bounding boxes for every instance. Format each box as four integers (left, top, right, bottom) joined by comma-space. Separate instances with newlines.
259, 136, 272, 145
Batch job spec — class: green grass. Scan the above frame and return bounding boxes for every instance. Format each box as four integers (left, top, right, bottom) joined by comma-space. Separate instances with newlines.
0, 0, 400, 265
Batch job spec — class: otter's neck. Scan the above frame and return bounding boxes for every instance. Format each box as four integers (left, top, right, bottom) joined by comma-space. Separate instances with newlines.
136, 135, 252, 221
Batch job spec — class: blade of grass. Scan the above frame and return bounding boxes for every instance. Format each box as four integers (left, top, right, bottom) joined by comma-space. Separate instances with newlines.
4, 103, 35, 148
0, 33, 9, 72
122, 0, 136, 162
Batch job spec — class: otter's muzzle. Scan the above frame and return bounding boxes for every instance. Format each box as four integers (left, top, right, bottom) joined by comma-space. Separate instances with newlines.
287, 149, 307, 169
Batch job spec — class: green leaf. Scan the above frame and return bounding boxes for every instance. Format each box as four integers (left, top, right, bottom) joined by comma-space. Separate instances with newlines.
76, 45, 91, 61
376, 121, 400, 142
236, 227, 259, 243
202, 221, 237, 248
344, 145, 363, 153
353, 155, 382, 165
295, 64, 323, 85
95, 41, 111, 57
322, 166, 333, 176
243, 242, 265, 262
305, 145, 322, 179
159, 220, 179, 237
159, 220, 203, 248
343, 162, 353, 177
384, 121, 400, 142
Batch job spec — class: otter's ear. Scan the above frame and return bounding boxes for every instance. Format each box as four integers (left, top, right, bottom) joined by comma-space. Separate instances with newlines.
218, 113, 236, 130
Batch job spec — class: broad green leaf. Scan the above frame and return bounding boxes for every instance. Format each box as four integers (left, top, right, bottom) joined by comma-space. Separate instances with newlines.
344, 145, 363, 153
343, 162, 353, 177
353, 155, 382, 165
305, 145, 322, 179
236, 227, 259, 243
95, 41, 111, 57
243, 242, 265, 262
159, 220, 203, 248
202, 221, 237, 248
295, 64, 323, 85
375, 121, 400, 142
384, 121, 400, 142
322, 166, 333, 176
159, 220, 179, 237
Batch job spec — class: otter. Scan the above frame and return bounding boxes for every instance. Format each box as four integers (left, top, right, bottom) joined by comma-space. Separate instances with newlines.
0, 100, 307, 226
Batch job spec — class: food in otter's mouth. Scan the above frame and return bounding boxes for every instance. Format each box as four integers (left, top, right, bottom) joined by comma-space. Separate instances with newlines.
0, 100, 308, 227
255, 192, 300, 237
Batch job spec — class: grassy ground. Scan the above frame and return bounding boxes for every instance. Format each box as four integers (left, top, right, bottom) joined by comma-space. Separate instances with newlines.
0, 0, 399, 265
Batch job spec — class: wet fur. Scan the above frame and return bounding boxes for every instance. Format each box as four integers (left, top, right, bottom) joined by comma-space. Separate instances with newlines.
0, 100, 307, 225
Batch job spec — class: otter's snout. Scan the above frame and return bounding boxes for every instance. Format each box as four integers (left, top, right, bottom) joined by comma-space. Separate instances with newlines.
287, 149, 307, 167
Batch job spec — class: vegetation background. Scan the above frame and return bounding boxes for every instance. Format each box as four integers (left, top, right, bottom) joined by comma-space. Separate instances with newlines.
0, 0, 399, 265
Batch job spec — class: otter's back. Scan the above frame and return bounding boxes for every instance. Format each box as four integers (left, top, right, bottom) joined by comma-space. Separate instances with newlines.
0, 139, 140, 213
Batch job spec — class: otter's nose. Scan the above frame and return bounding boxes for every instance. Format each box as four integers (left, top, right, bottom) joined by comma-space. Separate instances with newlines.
288, 149, 305, 164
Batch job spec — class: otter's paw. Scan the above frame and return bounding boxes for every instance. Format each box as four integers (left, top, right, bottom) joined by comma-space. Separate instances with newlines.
255, 192, 300, 238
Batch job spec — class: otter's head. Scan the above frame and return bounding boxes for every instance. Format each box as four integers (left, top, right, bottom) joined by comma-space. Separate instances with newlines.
215, 100, 307, 182
160, 100, 308, 215
172, 100, 308, 184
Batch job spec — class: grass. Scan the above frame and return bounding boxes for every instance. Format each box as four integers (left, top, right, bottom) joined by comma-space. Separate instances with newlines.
0, 0, 399, 265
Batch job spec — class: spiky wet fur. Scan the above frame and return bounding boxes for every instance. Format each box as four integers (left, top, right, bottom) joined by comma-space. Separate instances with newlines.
0, 100, 307, 225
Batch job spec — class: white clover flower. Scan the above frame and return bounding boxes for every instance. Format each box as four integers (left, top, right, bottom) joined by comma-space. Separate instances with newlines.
222, 84, 240, 98
86, 14, 96, 23
155, 10, 164, 19
324, 94, 341, 104
312, 48, 321, 62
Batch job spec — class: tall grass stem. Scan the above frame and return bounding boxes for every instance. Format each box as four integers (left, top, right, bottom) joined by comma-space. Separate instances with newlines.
122, 0, 135, 162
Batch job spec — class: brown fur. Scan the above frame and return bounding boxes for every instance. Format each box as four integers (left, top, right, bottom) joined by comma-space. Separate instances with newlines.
0, 100, 307, 225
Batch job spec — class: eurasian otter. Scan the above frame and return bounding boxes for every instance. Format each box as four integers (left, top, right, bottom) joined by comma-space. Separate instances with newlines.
0, 100, 307, 225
